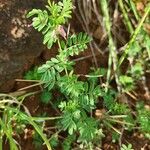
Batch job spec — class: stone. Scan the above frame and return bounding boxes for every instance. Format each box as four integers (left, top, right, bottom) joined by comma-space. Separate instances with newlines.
0, 0, 46, 92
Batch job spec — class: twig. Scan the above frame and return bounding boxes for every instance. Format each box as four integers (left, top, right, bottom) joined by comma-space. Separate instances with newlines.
15, 79, 40, 82
18, 82, 43, 91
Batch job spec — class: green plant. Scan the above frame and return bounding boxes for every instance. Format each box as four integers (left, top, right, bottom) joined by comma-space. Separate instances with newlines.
24, 67, 41, 80
33, 131, 43, 150
26, 0, 105, 148
62, 134, 76, 150
136, 102, 150, 135
121, 144, 134, 150
27, 0, 72, 49
25, 0, 150, 149
0, 94, 55, 150
40, 89, 52, 104
0, 0, 149, 149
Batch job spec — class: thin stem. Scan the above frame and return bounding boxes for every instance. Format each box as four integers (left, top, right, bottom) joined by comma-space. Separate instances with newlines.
10, 108, 52, 150
0, 133, 3, 150
18, 82, 43, 91
48, 0, 52, 6
100, 0, 121, 92
0, 119, 18, 150
118, 3, 150, 67
104, 120, 121, 134
15, 79, 40, 82
57, 39, 69, 76
118, 0, 134, 34
31, 116, 62, 122
57, 39, 62, 52
128, 0, 139, 21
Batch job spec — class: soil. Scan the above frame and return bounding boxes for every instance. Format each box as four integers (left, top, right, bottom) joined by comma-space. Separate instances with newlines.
0, 0, 150, 150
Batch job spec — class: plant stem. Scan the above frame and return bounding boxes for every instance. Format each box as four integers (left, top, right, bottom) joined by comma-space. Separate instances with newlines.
57, 39, 69, 76
18, 82, 43, 91
128, 0, 139, 21
0, 119, 18, 150
32, 116, 62, 122
100, 0, 121, 92
118, 0, 134, 34
0, 133, 3, 150
10, 109, 52, 150
118, 3, 150, 67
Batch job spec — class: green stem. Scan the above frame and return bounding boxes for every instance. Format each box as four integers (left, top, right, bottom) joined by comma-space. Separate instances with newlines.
14, 109, 52, 150
100, 0, 121, 92
128, 0, 139, 21
57, 39, 69, 76
0, 119, 18, 150
48, 0, 52, 6
0, 132, 3, 150
58, 39, 62, 52
118, 3, 150, 67
32, 116, 62, 122
25, 116, 52, 150
118, 0, 134, 34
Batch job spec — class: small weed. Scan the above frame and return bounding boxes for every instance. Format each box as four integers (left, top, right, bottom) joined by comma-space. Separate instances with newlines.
1, 0, 150, 149
121, 144, 134, 150
25, 0, 150, 149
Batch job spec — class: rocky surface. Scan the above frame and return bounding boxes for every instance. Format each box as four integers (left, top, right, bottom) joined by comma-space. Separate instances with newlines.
0, 0, 46, 92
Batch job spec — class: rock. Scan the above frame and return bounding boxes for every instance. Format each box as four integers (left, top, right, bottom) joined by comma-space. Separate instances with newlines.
0, 0, 46, 92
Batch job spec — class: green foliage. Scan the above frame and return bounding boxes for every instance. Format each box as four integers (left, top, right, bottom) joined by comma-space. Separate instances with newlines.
37, 32, 91, 91
0, 94, 52, 150
0, 108, 21, 150
58, 74, 84, 98
62, 134, 76, 150
112, 131, 120, 143
49, 134, 59, 148
22, 0, 150, 149
33, 123, 59, 149
128, 42, 141, 57
130, 62, 144, 79
102, 89, 117, 111
61, 104, 80, 135
121, 144, 134, 150
77, 118, 98, 143
60, 32, 92, 56
33, 132, 43, 150
60, 102, 102, 144
40, 89, 52, 104
27, 0, 73, 48
24, 67, 41, 80
119, 75, 134, 92
102, 89, 129, 115
136, 103, 150, 134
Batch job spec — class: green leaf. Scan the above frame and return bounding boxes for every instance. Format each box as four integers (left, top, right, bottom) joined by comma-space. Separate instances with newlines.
62, 134, 76, 150
121, 144, 134, 150
128, 42, 141, 57
61, 111, 77, 135
58, 75, 84, 98
49, 134, 59, 148
33, 132, 43, 150
27, 9, 42, 18
38, 64, 50, 73
78, 118, 98, 142
24, 67, 41, 80
27, 0, 73, 49
119, 75, 134, 91
60, 33, 92, 57
130, 62, 143, 78
40, 90, 52, 104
